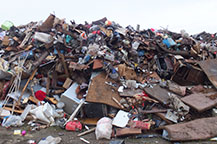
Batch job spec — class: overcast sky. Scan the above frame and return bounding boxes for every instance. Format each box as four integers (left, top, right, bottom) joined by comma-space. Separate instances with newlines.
1, 0, 217, 34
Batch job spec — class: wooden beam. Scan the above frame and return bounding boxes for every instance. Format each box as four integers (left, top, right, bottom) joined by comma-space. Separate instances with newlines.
57, 50, 69, 77
17, 68, 38, 105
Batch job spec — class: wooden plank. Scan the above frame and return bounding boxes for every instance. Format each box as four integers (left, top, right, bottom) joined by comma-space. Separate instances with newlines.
3, 107, 23, 114
116, 128, 142, 137
199, 59, 217, 89
77, 127, 96, 137
162, 116, 217, 141
63, 78, 73, 89
181, 92, 217, 112
17, 68, 38, 105
142, 109, 167, 114
152, 107, 173, 124
46, 76, 50, 95
52, 71, 58, 88
144, 85, 171, 105
28, 95, 40, 104
58, 50, 69, 77
79, 118, 99, 125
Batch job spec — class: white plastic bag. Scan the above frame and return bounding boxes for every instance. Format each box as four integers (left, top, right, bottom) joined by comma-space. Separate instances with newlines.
30, 103, 62, 125
2, 115, 23, 127
95, 117, 112, 140
38, 136, 61, 144
30, 105, 50, 124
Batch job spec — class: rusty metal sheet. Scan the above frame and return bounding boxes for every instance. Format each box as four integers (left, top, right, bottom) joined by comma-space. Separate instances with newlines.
199, 59, 217, 89
144, 85, 171, 105
86, 72, 121, 109
162, 116, 217, 141
181, 92, 217, 112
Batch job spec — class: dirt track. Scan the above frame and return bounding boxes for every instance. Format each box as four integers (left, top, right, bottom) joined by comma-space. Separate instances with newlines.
0, 125, 216, 144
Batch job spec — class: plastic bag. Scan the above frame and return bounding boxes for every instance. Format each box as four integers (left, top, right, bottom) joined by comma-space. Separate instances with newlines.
30, 103, 62, 125
95, 117, 112, 140
30, 105, 51, 124
38, 136, 61, 144
2, 115, 23, 127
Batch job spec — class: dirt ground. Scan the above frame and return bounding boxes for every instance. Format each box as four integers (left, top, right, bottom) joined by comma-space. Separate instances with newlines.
0, 125, 216, 144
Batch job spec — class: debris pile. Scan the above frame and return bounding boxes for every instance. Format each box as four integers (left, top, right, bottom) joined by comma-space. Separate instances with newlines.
0, 14, 217, 143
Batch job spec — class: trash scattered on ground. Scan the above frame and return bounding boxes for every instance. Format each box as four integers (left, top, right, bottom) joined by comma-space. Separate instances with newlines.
38, 135, 61, 144
0, 14, 216, 143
